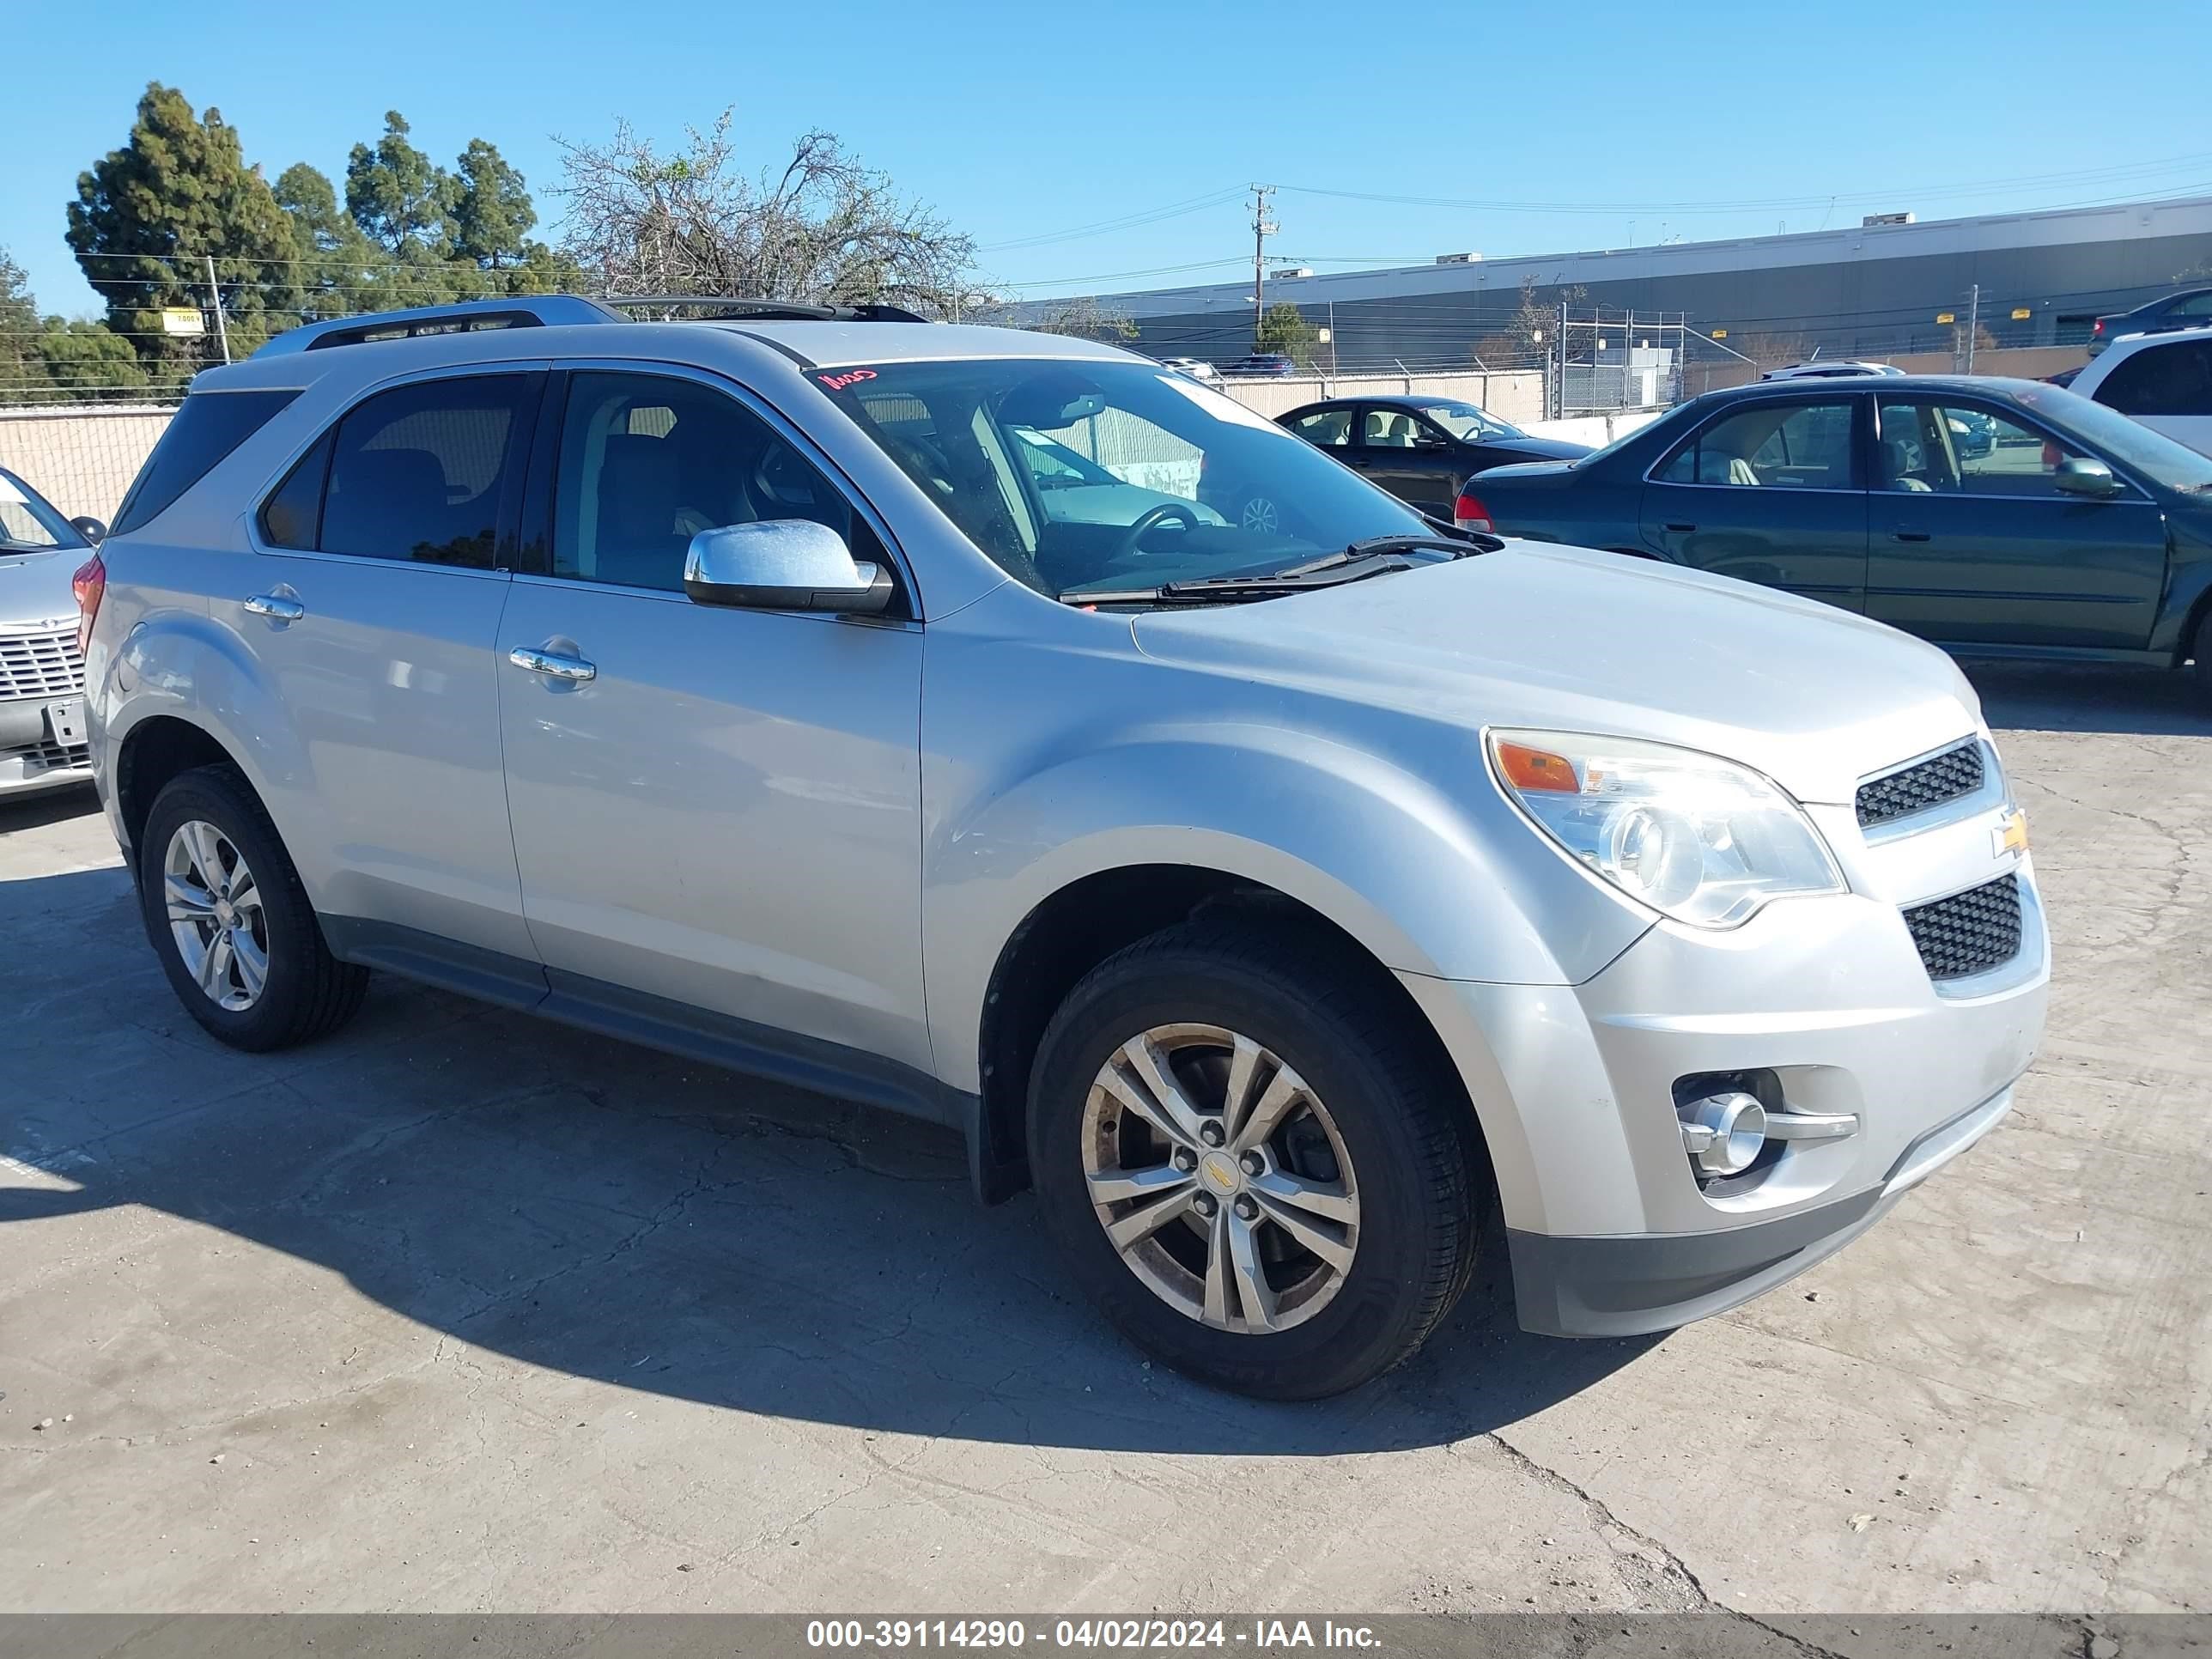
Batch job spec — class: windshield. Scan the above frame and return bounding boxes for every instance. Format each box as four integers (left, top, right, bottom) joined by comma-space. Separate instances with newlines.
0, 468, 86, 554
1411, 399, 1523, 442
817, 357, 1429, 599
2017, 383, 2212, 493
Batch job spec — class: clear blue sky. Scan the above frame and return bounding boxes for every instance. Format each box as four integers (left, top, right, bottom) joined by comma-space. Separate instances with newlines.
6, 0, 2209, 317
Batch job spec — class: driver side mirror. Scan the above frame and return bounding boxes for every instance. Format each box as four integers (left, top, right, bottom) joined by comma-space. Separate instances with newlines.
2052, 455, 2124, 499
683, 520, 894, 615
70, 515, 106, 544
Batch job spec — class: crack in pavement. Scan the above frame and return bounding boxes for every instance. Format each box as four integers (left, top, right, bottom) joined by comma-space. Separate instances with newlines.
1478, 1428, 1856, 1658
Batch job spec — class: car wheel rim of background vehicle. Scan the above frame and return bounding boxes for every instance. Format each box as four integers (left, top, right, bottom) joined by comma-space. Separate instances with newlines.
162, 820, 269, 1013
1240, 497, 1280, 535
1082, 1023, 1360, 1334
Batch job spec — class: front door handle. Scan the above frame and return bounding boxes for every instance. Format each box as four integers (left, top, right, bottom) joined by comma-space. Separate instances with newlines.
242, 592, 305, 622
507, 645, 597, 683
1891, 529, 1932, 543
1662, 522, 1698, 534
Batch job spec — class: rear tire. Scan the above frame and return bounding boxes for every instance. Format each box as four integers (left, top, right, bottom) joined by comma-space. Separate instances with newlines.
137, 765, 368, 1052
1028, 919, 1484, 1399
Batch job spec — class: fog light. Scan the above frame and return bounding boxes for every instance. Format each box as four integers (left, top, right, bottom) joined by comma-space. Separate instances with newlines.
1679, 1091, 1768, 1176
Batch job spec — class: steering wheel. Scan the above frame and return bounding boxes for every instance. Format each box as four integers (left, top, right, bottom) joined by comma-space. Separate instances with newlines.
1116, 501, 1202, 558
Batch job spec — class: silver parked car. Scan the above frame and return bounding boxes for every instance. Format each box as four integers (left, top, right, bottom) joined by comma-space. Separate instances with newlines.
1, 465, 101, 799
78, 299, 2048, 1397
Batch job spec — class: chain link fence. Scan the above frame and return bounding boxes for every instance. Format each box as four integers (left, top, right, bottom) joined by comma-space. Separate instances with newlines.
0, 404, 173, 522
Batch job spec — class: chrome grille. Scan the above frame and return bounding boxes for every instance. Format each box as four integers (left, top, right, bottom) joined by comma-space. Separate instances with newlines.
0, 627, 85, 700
1856, 741, 1984, 829
1903, 874, 2022, 982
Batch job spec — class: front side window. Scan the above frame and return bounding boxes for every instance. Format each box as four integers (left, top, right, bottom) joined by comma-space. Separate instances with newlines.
0, 468, 83, 552
816, 358, 1427, 599
1285, 407, 1352, 447
552, 371, 869, 592
314, 374, 537, 567
1656, 399, 1856, 489
1875, 400, 2088, 496
2093, 340, 2212, 418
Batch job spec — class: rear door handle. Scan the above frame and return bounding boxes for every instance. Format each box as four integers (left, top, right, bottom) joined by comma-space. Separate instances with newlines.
1891, 529, 1932, 543
507, 645, 597, 683
1662, 522, 1697, 533
242, 592, 305, 622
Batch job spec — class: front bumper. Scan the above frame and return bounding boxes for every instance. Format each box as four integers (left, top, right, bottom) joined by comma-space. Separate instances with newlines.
1508, 1085, 2013, 1335
1399, 760, 2049, 1336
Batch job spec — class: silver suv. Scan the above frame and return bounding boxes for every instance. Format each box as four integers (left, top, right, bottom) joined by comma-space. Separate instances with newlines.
79, 297, 2049, 1397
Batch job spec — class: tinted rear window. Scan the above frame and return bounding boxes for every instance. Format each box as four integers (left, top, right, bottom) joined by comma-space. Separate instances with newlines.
112, 389, 301, 537
316, 374, 536, 568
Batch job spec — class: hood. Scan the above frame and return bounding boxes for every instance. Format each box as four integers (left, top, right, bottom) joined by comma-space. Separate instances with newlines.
1478, 435, 1589, 464
0, 545, 84, 633
1130, 541, 1982, 806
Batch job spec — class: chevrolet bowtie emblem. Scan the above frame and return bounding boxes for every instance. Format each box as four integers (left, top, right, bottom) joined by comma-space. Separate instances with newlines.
1994, 808, 2029, 858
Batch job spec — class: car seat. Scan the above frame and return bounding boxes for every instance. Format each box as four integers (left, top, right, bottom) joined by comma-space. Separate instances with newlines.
1695, 452, 1761, 486
592, 434, 697, 588
1883, 437, 1934, 491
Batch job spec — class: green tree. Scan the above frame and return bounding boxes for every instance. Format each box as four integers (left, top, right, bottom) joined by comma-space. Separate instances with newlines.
1, 246, 45, 401
64, 85, 302, 382
452, 139, 537, 268
34, 319, 149, 402
274, 161, 385, 320
345, 112, 459, 258
1255, 301, 1317, 362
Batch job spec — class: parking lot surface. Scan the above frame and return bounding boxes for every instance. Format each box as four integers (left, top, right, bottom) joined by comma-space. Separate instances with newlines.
3, 664, 2207, 1617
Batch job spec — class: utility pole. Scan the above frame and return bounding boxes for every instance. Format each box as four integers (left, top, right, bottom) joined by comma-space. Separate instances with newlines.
1556, 295, 1570, 419
1965, 283, 1980, 375
204, 255, 231, 366
1249, 185, 1277, 354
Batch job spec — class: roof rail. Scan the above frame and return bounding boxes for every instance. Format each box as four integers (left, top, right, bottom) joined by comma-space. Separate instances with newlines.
252, 296, 627, 358
599, 295, 933, 324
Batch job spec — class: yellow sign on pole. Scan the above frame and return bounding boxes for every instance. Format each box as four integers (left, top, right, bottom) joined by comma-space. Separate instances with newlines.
160, 307, 205, 337
1710, 328, 1728, 340
1936, 312, 1955, 325
2010, 307, 2033, 320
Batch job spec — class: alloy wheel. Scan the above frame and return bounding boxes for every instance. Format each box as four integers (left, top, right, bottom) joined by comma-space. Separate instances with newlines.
162, 819, 269, 1012
1239, 496, 1281, 535
1082, 1023, 1360, 1334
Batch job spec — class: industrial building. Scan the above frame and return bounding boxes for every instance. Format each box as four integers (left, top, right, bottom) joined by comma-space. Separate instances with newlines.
1069, 194, 2212, 371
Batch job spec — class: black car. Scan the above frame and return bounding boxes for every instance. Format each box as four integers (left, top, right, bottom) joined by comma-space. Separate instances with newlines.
2088, 286, 2212, 356
1455, 375, 2212, 685
1218, 354, 1298, 378
1276, 394, 1590, 517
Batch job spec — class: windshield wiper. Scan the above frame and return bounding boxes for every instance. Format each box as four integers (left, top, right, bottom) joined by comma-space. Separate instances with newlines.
1062, 555, 1418, 607
1056, 526, 1503, 607
1274, 532, 1498, 578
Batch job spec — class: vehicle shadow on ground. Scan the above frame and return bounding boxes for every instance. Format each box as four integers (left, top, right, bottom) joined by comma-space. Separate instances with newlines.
1964, 660, 2212, 738
0, 854, 1654, 1456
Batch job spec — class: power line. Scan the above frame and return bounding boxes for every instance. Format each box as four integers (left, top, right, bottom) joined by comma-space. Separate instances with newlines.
975, 188, 1244, 253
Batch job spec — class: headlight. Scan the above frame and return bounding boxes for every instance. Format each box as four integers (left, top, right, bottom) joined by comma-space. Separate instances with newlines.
1487, 729, 1844, 928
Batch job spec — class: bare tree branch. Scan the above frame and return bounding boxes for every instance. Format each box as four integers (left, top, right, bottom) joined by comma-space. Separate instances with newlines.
553, 112, 976, 314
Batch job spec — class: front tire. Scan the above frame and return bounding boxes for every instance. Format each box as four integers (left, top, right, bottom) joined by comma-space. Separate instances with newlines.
2190, 609, 2212, 699
137, 765, 368, 1052
1028, 921, 1484, 1398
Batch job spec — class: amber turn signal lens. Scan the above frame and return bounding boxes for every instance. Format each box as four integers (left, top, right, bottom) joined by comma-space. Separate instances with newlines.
1495, 740, 1579, 793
